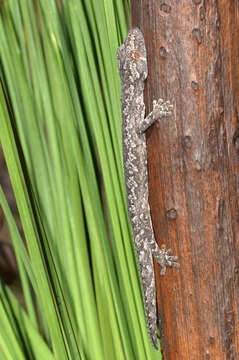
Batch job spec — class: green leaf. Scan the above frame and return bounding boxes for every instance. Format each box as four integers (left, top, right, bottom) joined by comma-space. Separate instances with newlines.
0, 0, 161, 358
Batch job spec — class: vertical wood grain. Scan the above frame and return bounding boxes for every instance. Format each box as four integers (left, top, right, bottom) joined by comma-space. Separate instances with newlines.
131, 1, 239, 358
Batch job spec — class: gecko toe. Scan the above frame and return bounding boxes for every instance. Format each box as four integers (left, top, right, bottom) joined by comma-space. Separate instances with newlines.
161, 244, 166, 251
168, 255, 178, 262
166, 248, 172, 255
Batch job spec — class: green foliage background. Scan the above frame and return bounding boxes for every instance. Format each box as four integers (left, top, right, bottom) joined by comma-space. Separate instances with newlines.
0, 0, 160, 358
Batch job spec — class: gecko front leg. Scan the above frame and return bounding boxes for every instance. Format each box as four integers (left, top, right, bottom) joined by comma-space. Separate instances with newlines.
138, 98, 173, 135
151, 243, 180, 275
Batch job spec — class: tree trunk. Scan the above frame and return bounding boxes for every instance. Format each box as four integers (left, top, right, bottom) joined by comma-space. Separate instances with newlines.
131, 1, 239, 359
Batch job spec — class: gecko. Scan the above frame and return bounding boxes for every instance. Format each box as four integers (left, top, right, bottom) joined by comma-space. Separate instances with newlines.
117, 28, 180, 349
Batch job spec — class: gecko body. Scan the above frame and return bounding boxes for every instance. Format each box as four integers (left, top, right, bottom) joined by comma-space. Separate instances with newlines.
117, 28, 179, 349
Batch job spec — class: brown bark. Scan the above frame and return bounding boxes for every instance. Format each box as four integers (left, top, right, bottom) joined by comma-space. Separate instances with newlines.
131, 1, 239, 359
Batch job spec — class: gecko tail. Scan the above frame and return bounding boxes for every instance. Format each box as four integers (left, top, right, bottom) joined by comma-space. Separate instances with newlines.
147, 309, 159, 349
142, 242, 179, 349
152, 334, 159, 350
140, 248, 160, 350
148, 317, 159, 349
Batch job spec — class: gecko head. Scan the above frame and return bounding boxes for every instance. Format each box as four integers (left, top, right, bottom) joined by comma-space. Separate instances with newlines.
117, 28, 148, 82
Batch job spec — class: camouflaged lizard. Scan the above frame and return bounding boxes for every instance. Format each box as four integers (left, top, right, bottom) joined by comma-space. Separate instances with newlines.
117, 28, 180, 349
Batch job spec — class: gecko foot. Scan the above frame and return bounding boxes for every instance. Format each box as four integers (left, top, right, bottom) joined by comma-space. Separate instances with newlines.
153, 244, 180, 276
152, 98, 173, 119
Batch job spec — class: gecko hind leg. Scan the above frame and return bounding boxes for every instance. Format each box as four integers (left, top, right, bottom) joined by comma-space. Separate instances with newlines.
151, 243, 180, 276
139, 98, 173, 134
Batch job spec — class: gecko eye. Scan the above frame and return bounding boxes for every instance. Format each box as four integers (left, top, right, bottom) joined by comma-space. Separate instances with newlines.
131, 50, 141, 60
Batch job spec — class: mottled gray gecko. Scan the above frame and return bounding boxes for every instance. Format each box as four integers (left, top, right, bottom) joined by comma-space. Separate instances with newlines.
117, 28, 179, 349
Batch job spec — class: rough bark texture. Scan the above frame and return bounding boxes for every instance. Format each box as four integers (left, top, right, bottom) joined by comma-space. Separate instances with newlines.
131, 1, 239, 359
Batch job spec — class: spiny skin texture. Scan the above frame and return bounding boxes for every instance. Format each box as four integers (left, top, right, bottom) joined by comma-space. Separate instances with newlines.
117, 28, 180, 349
